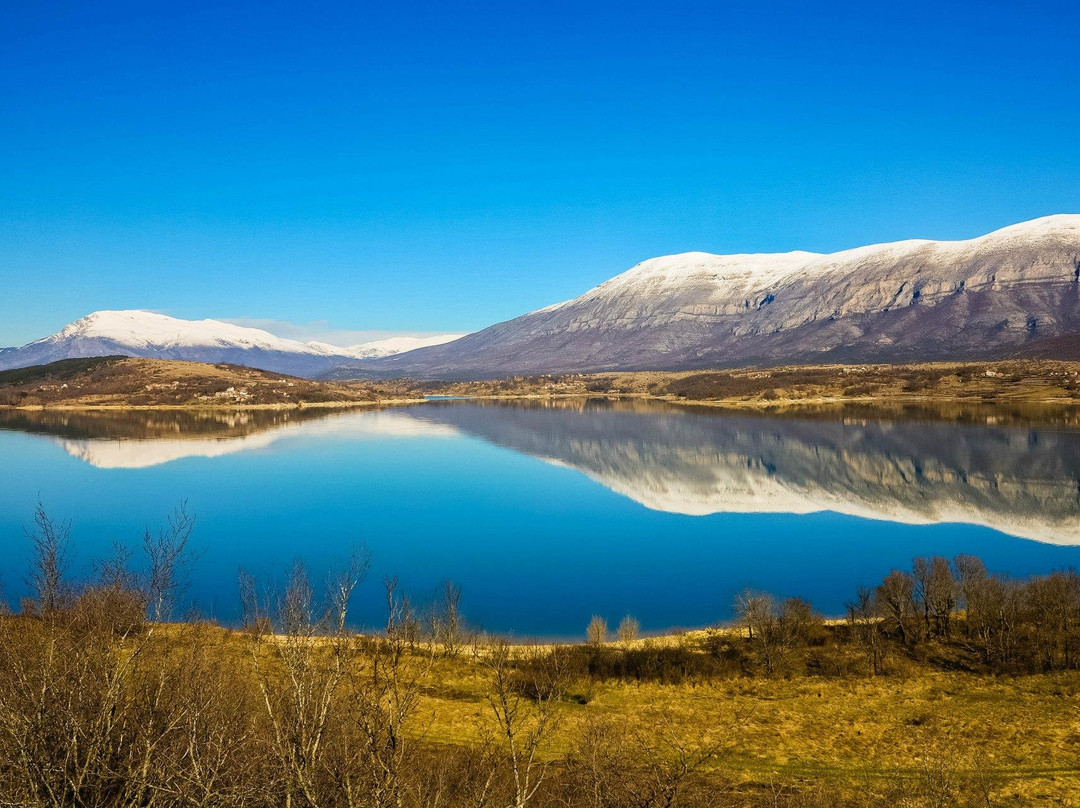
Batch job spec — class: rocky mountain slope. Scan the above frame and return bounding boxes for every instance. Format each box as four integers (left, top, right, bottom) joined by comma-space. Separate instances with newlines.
364, 215, 1080, 378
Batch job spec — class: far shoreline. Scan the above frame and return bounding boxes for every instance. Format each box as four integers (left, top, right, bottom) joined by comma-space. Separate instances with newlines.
6, 357, 1080, 422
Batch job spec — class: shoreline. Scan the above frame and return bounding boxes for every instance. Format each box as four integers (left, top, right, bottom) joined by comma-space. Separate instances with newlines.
0, 397, 431, 412
5, 389, 1080, 414
7, 355, 1080, 415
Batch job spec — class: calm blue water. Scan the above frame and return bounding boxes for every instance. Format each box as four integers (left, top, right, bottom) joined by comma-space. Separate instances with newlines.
2, 400, 1080, 638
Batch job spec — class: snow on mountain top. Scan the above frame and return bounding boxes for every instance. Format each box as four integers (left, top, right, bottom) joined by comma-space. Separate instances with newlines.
347, 333, 466, 358
610, 250, 820, 287
302, 340, 352, 356
980, 213, 1080, 239
541, 215, 1080, 313
45, 310, 322, 354
807, 214, 1080, 266
20, 309, 467, 361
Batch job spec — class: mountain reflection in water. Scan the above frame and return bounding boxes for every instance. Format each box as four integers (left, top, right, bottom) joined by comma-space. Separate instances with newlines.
4, 400, 1080, 544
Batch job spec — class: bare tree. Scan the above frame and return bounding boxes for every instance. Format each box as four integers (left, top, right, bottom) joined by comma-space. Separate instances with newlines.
565, 707, 737, 808
95, 540, 137, 593
734, 589, 772, 641
561, 715, 628, 808
877, 569, 917, 645
162, 623, 264, 806
238, 566, 270, 635
627, 708, 734, 808
334, 577, 433, 808
246, 561, 355, 807
913, 556, 957, 639
143, 501, 198, 622
953, 555, 988, 616
431, 579, 465, 657
384, 575, 420, 643
912, 556, 934, 639
586, 615, 608, 646
737, 595, 819, 677
965, 573, 1022, 669
25, 501, 71, 614
327, 545, 371, 633
480, 639, 570, 808
617, 614, 640, 646
928, 556, 959, 637
846, 586, 885, 675
1028, 570, 1080, 669
0, 556, 169, 806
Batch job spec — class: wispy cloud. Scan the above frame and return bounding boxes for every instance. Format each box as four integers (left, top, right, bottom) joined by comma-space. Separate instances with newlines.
222, 317, 465, 348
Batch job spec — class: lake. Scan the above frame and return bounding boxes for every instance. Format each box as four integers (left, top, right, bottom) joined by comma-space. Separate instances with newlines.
2, 399, 1080, 638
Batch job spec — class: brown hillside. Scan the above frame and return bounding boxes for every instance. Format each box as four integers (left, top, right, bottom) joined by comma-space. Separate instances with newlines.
0, 356, 380, 408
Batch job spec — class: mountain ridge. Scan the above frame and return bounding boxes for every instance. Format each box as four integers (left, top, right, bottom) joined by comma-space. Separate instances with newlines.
4, 215, 1080, 379
0, 310, 464, 377
362, 214, 1080, 378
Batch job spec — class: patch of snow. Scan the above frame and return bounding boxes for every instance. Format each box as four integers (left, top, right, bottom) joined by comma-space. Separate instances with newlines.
345, 333, 467, 359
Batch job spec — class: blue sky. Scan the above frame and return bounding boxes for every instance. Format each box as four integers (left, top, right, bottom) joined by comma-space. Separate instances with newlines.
2, 0, 1078, 346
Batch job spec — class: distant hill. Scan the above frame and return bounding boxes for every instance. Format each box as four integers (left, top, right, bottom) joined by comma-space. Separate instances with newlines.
0, 310, 464, 377
358, 215, 1080, 378
0, 356, 378, 407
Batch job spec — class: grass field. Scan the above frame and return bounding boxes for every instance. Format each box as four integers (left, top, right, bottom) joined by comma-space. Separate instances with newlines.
396, 641, 1080, 804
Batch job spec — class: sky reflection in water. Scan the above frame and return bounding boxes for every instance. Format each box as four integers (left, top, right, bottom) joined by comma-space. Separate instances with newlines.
2, 401, 1080, 638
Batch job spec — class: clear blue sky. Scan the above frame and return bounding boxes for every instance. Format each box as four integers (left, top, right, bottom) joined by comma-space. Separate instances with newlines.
2, 0, 1078, 346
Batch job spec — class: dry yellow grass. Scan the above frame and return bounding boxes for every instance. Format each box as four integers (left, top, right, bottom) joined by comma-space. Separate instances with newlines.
384, 642, 1080, 803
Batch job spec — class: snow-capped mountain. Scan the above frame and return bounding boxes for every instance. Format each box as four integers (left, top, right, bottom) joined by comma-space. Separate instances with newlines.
345, 334, 466, 359
363, 215, 1080, 378
6, 215, 1079, 380
0, 310, 464, 376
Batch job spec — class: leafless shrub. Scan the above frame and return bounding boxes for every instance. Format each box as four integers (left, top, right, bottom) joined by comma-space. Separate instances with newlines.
4, 507, 1079, 806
